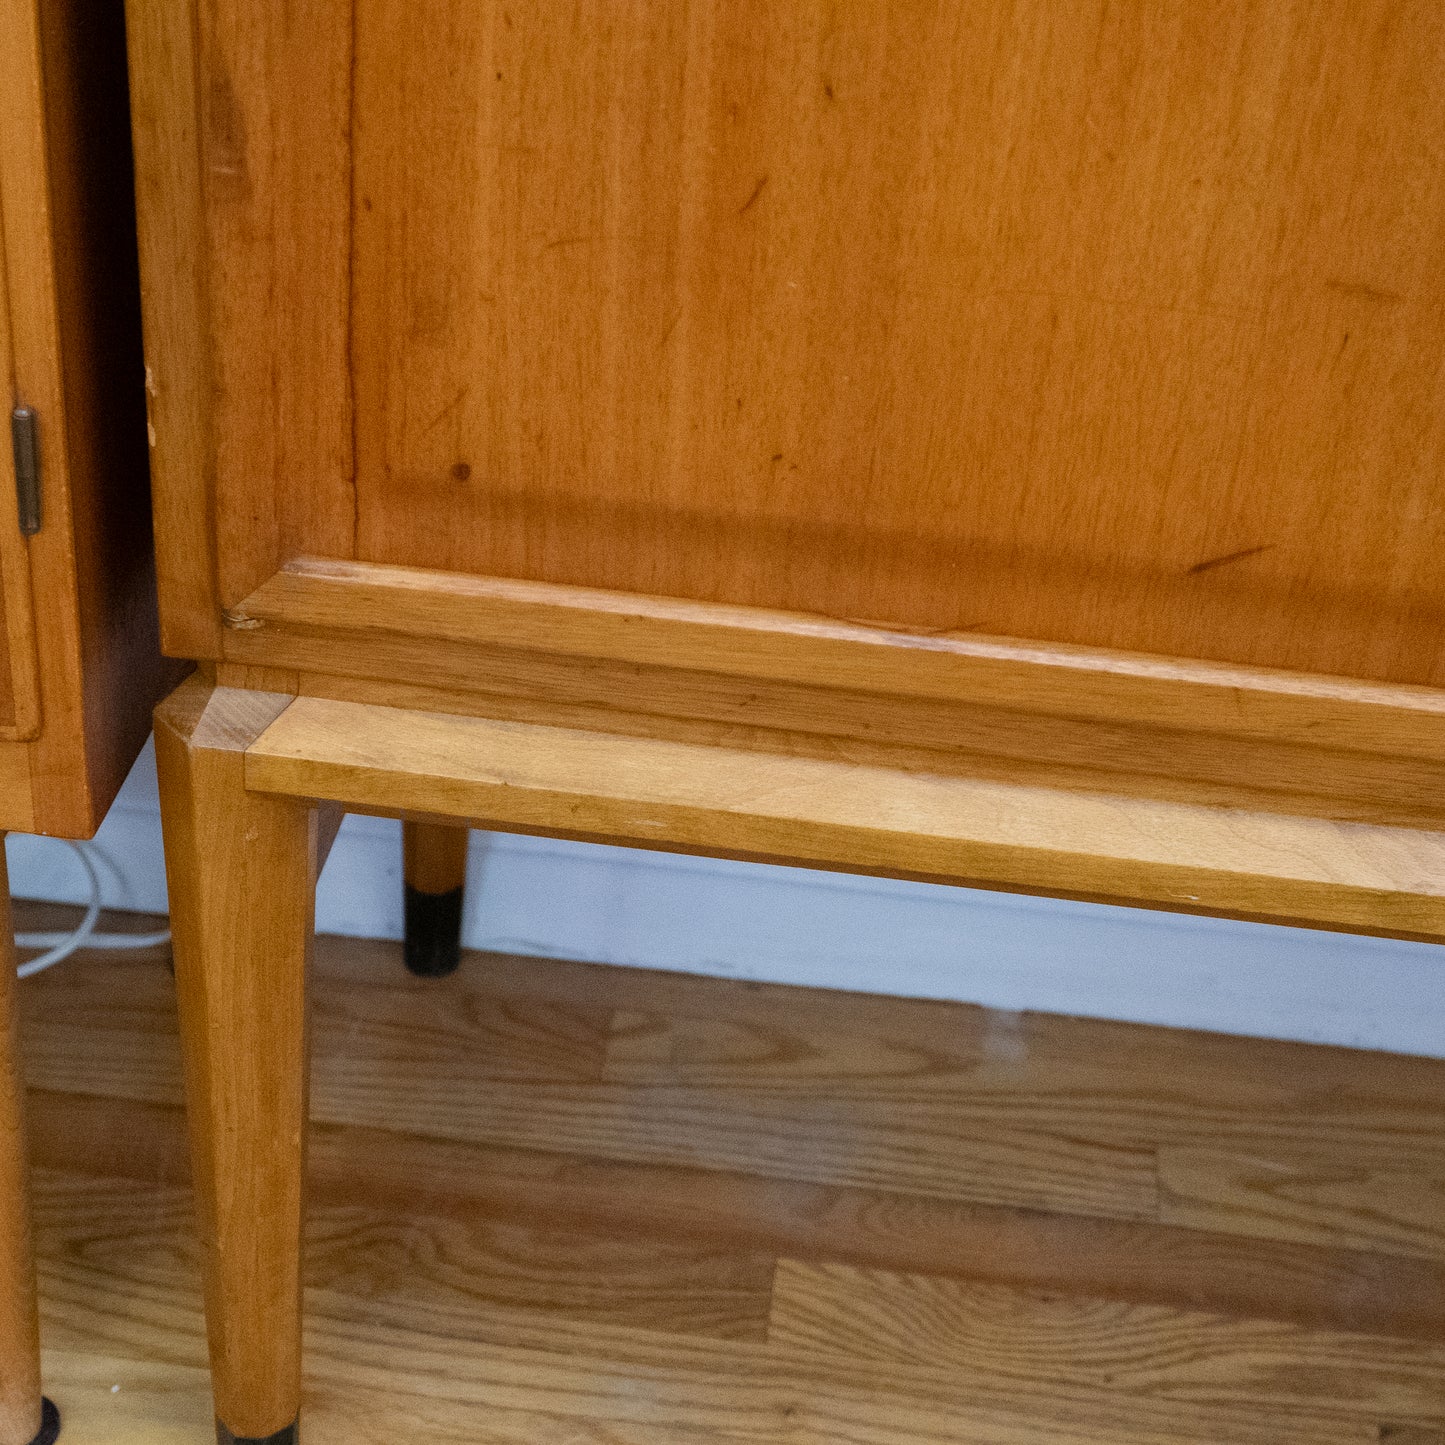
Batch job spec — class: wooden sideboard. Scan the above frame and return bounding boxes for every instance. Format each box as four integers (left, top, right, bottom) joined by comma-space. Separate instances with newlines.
126, 2, 1445, 1440
1, 0, 175, 1440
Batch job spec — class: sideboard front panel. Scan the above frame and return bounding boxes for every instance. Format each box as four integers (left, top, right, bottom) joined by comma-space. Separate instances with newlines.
177, 1, 1445, 685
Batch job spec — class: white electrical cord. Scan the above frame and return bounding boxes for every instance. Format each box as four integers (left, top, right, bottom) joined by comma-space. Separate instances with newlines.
13, 838, 170, 979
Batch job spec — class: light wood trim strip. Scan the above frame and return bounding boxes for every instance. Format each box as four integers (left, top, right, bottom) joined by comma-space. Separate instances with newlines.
0, 0, 61, 742
245, 693, 1445, 941
232, 558, 1445, 760
0, 245, 39, 760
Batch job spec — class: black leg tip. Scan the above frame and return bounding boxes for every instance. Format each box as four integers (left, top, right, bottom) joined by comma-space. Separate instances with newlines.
216, 1420, 297, 1445
402, 883, 463, 977
28, 1398, 59, 1445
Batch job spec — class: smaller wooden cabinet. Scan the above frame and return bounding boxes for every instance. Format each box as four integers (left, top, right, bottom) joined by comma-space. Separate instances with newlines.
0, 3, 175, 1442
0, 0, 174, 839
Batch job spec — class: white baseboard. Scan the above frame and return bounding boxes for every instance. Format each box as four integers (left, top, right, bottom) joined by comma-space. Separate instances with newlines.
8, 737, 1444, 1057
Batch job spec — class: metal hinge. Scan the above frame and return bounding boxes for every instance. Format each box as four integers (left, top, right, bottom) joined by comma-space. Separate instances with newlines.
10, 405, 40, 536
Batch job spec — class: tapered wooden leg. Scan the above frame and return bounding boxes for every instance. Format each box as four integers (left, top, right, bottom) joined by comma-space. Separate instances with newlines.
154, 680, 317, 1445
401, 821, 468, 977
0, 847, 53, 1445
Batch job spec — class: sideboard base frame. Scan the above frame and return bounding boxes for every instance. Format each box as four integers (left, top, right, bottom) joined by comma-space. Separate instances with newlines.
154, 670, 1445, 1440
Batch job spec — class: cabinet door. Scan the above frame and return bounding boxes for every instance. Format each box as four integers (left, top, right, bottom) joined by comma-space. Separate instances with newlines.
135, 1, 1445, 688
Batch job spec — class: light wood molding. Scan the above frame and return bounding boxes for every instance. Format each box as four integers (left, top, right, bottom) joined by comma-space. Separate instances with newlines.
229, 557, 1445, 759
243, 691, 1445, 941
218, 559, 1445, 835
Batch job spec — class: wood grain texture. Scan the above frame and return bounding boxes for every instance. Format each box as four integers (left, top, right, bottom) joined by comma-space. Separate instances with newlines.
31, 0, 177, 830
20, 923, 1445, 1343
153, 677, 316, 1439
224, 558, 1445, 846
25, 930, 1445, 1236
214, 662, 299, 693
29, 1164, 774, 1352
0, 0, 58, 740
0, 234, 27, 738
604, 1006, 1445, 1175
229, 612, 1445, 835
140, 0, 1445, 687
23, 918, 1444, 1443
123, 0, 220, 657
245, 693, 1445, 939
768, 1261, 1445, 1429
403, 819, 469, 896
0, 137, 34, 835
1158, 1148, 1445, 1262
306, 1209, 777, 1346
231, 559, 1445, 763
28, 1168, 1394, 1445
189, 0, 355, 608
26, 1084, 1445, 1348
0, 0, 172, 834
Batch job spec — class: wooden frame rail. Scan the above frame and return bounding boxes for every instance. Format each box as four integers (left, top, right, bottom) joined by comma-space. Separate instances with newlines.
241, 687, 1445, 942
230, 558, 1445, 758
201, 556, 1445, 838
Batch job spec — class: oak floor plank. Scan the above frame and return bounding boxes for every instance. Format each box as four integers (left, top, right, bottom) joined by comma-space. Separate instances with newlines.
18, 923, 184, 1107
312, 960, 612, 1084
36, 1351, 212, 1445
28, 916, 1445, 1123
305, 1208, 776, 1343
1157, 1147, 1445, 1262
18, 941, 609, 1100
26, 1087, 1445, 1342
31, 1165, 775, 1348
442, 945, 1445, 1117
34, 1170, 1374, 1445
768, 1260, 1445, 1430
15, 908, 1444, 1443
301, 1390, 748, 1445
23, 931, 1444, 1209
19, 948, 1159, 1218
605, 1007, 1445, 1170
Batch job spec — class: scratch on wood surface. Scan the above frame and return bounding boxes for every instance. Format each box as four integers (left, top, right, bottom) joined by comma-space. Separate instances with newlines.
1187, 544, 1276, 577
738, 175, 769, 216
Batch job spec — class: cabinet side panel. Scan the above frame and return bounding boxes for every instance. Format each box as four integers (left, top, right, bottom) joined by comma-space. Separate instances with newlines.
125, 0, 221, 658
34, 0, 180, 835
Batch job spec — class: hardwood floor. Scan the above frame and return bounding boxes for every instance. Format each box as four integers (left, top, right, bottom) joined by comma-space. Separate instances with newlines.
13, 901, 1445, 1443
